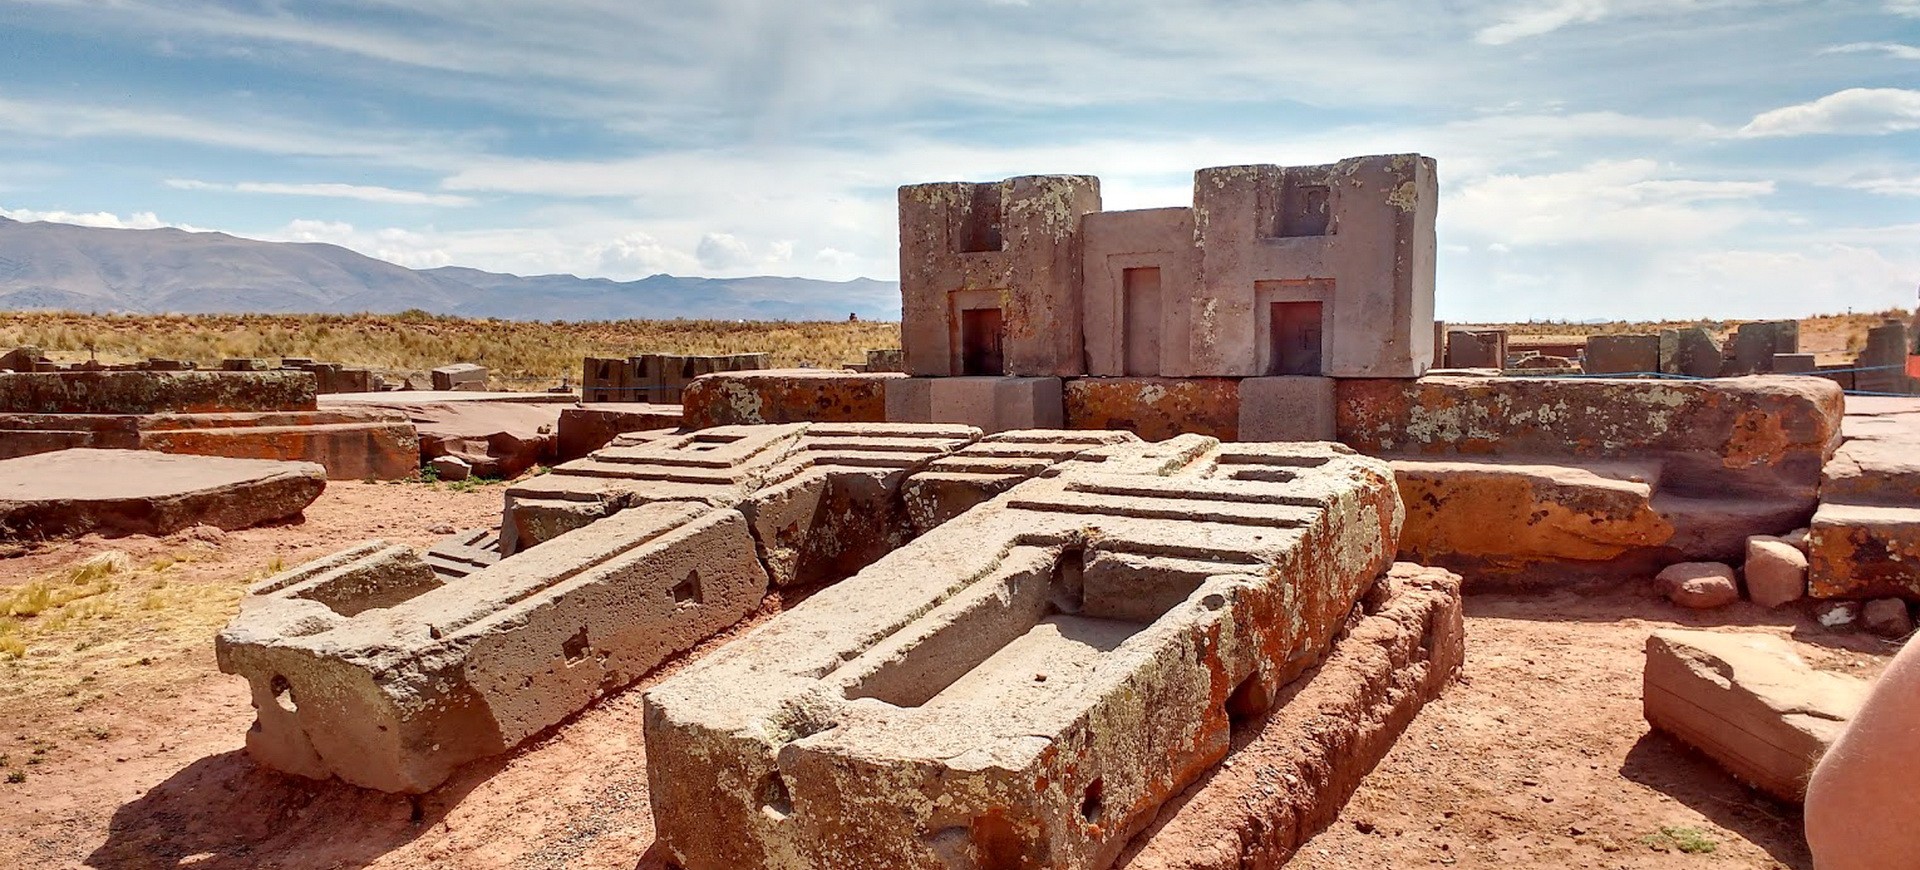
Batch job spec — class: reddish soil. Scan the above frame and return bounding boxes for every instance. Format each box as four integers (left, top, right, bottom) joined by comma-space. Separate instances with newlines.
0, 482, 1896, 869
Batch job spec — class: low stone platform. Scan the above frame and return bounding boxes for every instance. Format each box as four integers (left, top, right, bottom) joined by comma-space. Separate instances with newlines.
679, 369, 899, 429
0, 448, 325, 539
643, 437, 1401, 870
0, 370, 317, 414
321, 390, 577, 406
1117, 563, 1464, 869
555, 403, 683, 461
384, 400, 565, 480
0, 409, 419, 481
1809, 398, 1920, 600
1643, 630, 1866, 803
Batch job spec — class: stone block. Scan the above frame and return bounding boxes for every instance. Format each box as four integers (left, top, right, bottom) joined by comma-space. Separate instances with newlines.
643, 438, 1401, 870
0, 449, 324, 539
864, 348, 904, 373
1745, 536, 1808, 608
1660, 327, 1723, 378
222, 358, 271, 372
1444, 329, 1507, 369
900, 175, 1102, 377
1808, 502, 1920, 600
1115, 564, 1463, 869
1643, 630, 1866, 803
1583, 333, 1660, 374
555, 403, 683, 461
681, 369, 899, 429
1727, 321, 1800, 375
1063, 377, 1238, 441
886, 376, 1064, 434
1337, 375, 1843, 503
1858, 320, 1918, 395
1391, 458, 1670, 585
0, 370, 317, 414
1239, 376, 1337, 441
429, 455, 472, 482
1822, 438, 1920, 506
1657, 561, 1739, 609
132, 409, 418, 481
430, 363, 488, 392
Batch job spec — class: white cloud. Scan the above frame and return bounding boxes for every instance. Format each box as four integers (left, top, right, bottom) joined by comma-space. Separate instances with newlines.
1738, 88, 1920, 137
164, 179, 473, 206
0, 204, 202, 231
1890, 0, 1920, 17
1842, 175, 1920, 196
1477, 0, 1611, 45
1447, 159, 1776, 247
1823, 42, 1920, 61
695, 232, 754, 270
593, 231, 691, 276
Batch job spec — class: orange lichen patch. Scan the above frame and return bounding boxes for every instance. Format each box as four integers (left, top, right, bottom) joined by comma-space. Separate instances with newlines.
1722, 408, 1792, 469
1808, 505, 1920, 600
1063, 378, 1239, 441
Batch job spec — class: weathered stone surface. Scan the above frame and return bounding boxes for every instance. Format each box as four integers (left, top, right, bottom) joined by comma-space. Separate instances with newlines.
1745, 536, 1809, 608
1239, 376, 1336, 442
1063, 377, 1239, 441
1727, 321, 1800, 376
0, 409, 419, 481
1337, 375, 1843, 503
0, 370, 316, 414
1583, 334, 1660, 375
1391, 458, 1672, 584
1116, 563, 1464, 870
1643, 629, 1866, 803
1809, 503, 1920, 601
886, 375, 1065, 434
584, 353, 768, 404
347, 400, 557, 480
1862, 598, 1914, 638
0, 448, 324, 539
555, 403, 683, 462
902, 429, 1141, 534
1657, 562, 1740, 609
644, 438, 1402, 870
430, 363, 487, 391
681, 369, 899, 429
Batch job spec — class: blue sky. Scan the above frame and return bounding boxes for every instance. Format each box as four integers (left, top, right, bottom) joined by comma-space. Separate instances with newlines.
0, 0, 1915, 321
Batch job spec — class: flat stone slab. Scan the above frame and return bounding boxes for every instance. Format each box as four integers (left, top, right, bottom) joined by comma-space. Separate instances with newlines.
1809, 501, 1920, 600
0, 448, 324, 538
0, 370, 317, 414
681, 369, 900, 429
1644, 629, 1867, 803
321, 390, 576, 405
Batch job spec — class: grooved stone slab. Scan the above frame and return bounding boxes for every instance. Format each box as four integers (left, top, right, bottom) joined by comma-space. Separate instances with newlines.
0, 448, 325, 538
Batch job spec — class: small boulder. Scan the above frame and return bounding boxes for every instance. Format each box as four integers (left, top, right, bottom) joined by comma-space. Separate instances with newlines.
1862, 599, 1914, 639
1657, 562, 1740, 609
1781, 527, 1810, 552
429, 455, 473, 482
1745, 536, 1809, 609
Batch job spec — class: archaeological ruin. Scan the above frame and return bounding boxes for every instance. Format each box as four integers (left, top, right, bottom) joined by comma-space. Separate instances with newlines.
174, 153, 1920, 867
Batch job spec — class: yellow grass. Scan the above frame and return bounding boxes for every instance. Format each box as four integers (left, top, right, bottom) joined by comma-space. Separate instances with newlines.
0, 311, 903, 388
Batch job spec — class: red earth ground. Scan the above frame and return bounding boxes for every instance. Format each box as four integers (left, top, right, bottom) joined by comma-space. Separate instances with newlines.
0, 480, 1895, 869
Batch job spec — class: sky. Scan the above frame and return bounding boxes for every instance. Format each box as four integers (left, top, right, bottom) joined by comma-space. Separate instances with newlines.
0, 0, 1916, 322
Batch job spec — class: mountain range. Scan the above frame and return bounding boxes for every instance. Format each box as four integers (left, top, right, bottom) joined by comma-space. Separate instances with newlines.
0, 217, 901, 321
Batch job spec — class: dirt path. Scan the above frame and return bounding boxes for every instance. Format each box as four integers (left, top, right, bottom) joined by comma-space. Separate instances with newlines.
0, 484, 1896, 869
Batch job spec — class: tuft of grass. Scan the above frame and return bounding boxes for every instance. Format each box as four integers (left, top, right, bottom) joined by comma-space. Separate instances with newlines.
4, 551, 127, 617
5, 771, 22, 784
1639, 825, 1718, 855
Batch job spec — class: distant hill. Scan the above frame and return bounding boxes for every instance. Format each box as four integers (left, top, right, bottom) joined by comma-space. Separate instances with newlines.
0, 217, 900, 321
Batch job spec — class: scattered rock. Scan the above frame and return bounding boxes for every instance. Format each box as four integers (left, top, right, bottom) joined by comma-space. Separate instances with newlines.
1656, 562, 1739, 609
1744, 536, 1808, 608
174, 524, 228, 545
428, 523, 456, 536
429, 455, 472, 482
1814, 600, 1861, 630
1862, 598, 1914, 639
1781, 527, 1810, 552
